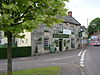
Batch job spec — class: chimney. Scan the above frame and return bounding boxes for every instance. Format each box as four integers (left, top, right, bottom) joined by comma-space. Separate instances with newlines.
68, 11, 72, 16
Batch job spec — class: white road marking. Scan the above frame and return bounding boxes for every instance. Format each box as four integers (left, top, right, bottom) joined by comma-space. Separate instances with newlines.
81, 50, 86, 62
80, 50, 87, 67
80, 61, 84, 67
78, 51, 83, 56
45, 55, 77, 61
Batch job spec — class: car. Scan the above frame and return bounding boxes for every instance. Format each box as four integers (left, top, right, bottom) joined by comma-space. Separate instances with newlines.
93, 41, 100, 46
90, 41, 100, 46
90, 41, 95, 46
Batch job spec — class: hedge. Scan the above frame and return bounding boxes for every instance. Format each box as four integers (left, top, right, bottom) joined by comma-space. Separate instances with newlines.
0, 46, 31, 59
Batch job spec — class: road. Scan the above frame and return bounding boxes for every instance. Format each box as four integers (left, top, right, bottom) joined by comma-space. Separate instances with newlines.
84, 46, 100, 75
0, 46, 100, 75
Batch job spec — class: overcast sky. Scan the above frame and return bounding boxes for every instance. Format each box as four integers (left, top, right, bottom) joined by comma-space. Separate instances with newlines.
65, 0, 100, 27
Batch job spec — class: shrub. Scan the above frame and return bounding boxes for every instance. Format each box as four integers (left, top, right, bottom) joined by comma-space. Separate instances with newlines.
0, 46, 31, 59
0, 47, 7, 59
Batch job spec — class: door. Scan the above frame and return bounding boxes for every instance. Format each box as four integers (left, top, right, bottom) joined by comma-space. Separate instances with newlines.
35, 45, 38, 53
59, 39, 62, 51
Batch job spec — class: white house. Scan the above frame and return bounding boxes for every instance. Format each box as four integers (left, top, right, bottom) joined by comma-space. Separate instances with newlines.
16, 31, 31, 47
0, 31, 31, 47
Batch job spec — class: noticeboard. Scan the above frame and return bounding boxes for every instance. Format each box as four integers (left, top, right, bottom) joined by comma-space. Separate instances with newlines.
53, 34, 69, 38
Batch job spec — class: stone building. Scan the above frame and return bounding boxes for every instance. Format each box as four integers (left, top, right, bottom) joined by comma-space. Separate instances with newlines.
31, 11, 81, 55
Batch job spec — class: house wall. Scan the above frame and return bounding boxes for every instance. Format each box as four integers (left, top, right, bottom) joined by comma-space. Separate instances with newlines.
2, 38, 7, 44
0, 31, 4, 44
17, 32, 31, 47
31, 25, 45, 55
0, 31, 8, 45
52, 23, 81, 51
31, 22, 81, 55
0, 30, 31, 47
65, 24, 80, 49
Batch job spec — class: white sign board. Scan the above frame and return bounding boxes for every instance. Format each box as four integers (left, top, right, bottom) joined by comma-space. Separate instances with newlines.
63, 29, 71, 34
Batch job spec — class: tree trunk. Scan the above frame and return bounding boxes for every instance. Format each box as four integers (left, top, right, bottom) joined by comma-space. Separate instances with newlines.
7, 32, 12, 75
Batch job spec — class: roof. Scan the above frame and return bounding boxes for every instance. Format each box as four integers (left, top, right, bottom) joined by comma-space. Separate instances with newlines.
81, 26, 86, 29
80, 26, 87, 31
61, 16, 81, 25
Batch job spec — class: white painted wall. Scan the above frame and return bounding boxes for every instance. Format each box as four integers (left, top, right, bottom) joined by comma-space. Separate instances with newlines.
17, 32, 31, 47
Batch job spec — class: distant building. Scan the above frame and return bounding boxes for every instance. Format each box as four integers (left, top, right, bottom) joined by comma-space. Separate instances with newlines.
80, 26, 88, 47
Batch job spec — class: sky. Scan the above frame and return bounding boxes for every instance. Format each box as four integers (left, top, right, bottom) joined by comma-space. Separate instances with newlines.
65, 0, 100, 27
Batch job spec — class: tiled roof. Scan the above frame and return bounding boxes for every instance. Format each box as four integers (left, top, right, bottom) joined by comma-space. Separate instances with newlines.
61, 16, 81, 25
80, 26, 87, 31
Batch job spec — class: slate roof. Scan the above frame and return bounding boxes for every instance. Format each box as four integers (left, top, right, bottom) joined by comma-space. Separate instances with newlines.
61, 16, 81, 25
80, 26, 88, 34
80, 26, 86, 30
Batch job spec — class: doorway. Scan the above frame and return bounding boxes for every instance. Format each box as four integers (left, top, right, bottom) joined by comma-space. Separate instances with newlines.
59, 39, 62, 51
35, 45, 38, 53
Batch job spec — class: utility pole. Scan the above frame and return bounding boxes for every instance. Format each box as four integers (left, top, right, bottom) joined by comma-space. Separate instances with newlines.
87, 18, 88, 27
87, 18, 89, 46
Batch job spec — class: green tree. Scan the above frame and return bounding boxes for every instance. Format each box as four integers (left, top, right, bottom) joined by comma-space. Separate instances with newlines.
0, 0, 68, 75
88, 17, 100, 38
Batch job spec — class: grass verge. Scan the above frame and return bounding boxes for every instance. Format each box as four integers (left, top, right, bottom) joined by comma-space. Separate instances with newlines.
0, 66, 61, 75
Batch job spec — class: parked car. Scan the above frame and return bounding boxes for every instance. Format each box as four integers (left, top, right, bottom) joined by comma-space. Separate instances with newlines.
90, 41, 100, 46
90, 41, 95, 46
93, 41, 100, 46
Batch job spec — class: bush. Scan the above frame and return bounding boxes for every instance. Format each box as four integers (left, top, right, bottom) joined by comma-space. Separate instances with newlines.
0, 46, 31, 59
0, 47, 7, 59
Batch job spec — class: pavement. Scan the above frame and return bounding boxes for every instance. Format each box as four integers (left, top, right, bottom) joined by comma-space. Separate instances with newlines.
0, 48, 87, 75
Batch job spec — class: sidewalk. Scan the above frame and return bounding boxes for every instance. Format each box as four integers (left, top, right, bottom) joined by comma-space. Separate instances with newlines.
59, 63, 85, 75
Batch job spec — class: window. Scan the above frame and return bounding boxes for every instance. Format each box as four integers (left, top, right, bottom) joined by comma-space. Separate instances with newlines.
54, 40, 59, 47
67, 40, 70, 43
44, 38, 49, 50
70, 26, 75, 34
44, 30, 49, 32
